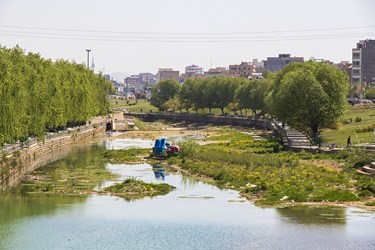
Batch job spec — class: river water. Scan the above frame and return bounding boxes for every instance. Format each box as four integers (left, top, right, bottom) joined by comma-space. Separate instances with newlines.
0, 138, 375, 250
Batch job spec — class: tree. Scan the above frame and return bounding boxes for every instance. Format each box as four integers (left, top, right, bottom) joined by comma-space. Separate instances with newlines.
269, 61, 349, 138
150, 79, 181, 111
0, 45, 112, 145
179, 78, 195, 112
211, 76, 241, 115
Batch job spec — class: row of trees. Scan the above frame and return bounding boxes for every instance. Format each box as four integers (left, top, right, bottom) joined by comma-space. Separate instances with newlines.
150, 76, 272, 116
150, 61, 349, 138
0, 45, 112, 146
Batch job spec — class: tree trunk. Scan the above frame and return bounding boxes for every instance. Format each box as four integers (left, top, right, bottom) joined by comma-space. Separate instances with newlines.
221, 107, 224, 115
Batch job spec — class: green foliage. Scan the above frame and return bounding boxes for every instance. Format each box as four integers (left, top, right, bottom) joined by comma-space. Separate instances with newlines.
102, 148, 150, 163
354, 124, 375, 133
0, 45, 111, 144
102, 178, 175, 200
235, 78, 272, 115
150, 79, 181, 111
269, 61, 349, 138
365, 201, 375, 206
178, 140, 200, 157
341, 118, 352, 124
355, 116, 362, 123
364, 87, 375, 99
174, 130, 370, 204
322, 104, 375, 146
311, 189, 359, 202
134, 118, 145, 130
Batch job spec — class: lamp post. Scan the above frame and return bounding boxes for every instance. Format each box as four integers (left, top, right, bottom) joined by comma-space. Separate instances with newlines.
86, 49, 91, 69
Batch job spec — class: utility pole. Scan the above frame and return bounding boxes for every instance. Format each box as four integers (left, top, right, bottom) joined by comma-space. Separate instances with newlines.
86, 49, 91, 69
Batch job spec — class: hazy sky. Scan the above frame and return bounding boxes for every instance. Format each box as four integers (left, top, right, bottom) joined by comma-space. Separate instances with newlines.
0, 0, 374, 78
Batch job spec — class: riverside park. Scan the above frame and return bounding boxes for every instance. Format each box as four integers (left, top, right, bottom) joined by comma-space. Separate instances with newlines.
1, 54, 375, 249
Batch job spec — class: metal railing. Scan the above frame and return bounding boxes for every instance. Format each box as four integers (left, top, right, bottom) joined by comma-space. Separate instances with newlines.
0, 122, 105, 155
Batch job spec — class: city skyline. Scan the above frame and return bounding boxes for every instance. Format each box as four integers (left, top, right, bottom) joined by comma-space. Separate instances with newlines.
0, 0, 374, 76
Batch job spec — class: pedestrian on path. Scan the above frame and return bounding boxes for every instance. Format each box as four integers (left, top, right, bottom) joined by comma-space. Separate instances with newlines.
347, 136, 351, 147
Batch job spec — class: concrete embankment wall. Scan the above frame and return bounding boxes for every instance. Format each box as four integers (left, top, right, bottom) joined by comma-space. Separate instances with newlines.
0, 127, 104, 191
130, 113, 276, 130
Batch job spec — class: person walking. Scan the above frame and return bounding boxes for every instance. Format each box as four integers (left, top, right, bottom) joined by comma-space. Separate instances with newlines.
347, 136, 351, 147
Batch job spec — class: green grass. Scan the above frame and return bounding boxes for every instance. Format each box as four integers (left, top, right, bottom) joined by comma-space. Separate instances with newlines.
97, 127, 374, 205
110, 99, 159, 113
365, 201, 375, 206
102, 148, 150, 163
172, 130, 371, 204
321, 104, 375, 146
101, 178, 175, 200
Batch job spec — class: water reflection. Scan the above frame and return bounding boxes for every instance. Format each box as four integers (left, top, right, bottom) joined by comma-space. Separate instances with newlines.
0, 195, 87, 225
102, 138, 153, 150
152, 165, 166, 180
276, 206, 347, 225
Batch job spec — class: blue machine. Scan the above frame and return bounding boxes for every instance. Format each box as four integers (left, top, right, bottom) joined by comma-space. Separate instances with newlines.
153, 138, 166, 155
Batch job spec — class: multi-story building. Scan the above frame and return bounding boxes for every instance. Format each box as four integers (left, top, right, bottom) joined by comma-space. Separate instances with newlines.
185, 65, 203, 76
138, 73, 156, 86
264, 54, 304, 71
204, 67, 229, 77
155, 68, 179, 83
352, 39, 375, 85
252, 59, 265, 73
228, 62, 255, 78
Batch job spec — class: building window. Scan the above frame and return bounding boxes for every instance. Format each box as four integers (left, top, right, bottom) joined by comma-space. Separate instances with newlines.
353, 70, 360, 75
353, 53, 360, 58
353, 61, 360, 66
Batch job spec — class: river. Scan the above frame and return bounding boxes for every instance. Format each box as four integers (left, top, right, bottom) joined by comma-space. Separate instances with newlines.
0, 138, 375, 250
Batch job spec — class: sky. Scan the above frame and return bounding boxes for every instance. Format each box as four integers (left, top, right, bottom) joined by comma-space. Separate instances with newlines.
0, 0, 374, 79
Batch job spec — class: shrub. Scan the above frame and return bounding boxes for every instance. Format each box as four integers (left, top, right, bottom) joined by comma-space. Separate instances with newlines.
355, 116, 362, 122
179, 140, 200, 157
134, 118, 144, 130
359, 190, 374, 197
355, 124, 375, 133
341, 118, 352, 124
365, 201, 375, 206
312, 189, 359, 202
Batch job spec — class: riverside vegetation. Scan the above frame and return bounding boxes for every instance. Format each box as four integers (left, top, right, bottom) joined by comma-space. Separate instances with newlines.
0, 45, 112, 146
103, 128, 375, 207
100, 178, 175, 201
7, 145, 175, 200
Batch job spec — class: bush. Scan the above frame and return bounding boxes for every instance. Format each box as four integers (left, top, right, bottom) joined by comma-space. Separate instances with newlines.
341, 118, 352, 124
179, 140, 200, 157
355, 124, 375, 133
312, 189, 359, 202
365, 201, 375, 206
359, 190, 374, 197
355, 116, 362, 122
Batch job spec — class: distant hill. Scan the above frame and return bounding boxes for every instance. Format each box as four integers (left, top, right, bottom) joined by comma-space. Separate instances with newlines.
107, 72, 129, 82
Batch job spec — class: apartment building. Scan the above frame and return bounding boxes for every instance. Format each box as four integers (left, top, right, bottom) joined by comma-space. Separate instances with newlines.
155, 68, 179, 83
228, 62, 255, 78
352, 39, 375, 85
264, 54, 304, 71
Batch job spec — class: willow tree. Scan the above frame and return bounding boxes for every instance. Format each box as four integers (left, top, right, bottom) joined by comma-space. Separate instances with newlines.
269, 61, 349, 138
0, 45, 112, 146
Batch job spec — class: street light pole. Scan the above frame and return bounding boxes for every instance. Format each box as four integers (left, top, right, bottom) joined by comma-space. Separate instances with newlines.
86, 49, 91, 69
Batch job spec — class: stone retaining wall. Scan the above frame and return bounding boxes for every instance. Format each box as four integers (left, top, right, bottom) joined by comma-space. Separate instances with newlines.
0, 127, 105, 191
130, 113, 275, 130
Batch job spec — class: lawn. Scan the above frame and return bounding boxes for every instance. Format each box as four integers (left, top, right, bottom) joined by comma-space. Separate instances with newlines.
321, 104, 375, 146
110, 99, 159, 113
110, 98, 375, 147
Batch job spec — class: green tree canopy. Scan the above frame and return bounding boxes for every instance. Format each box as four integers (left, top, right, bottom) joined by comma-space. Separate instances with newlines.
150, 79, 181, 111
269, 61, 349, 138
0, 45, 112, 146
